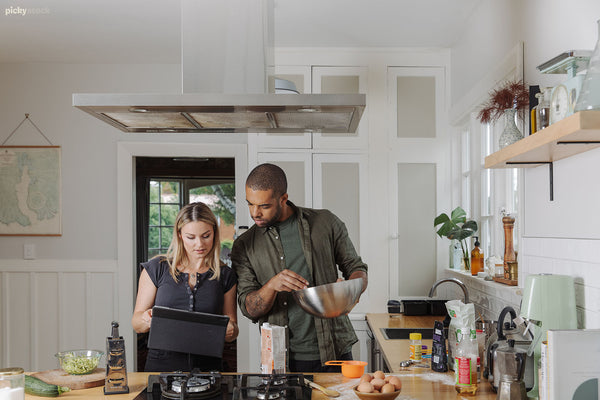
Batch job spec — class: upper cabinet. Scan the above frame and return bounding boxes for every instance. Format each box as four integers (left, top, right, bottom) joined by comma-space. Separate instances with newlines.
256, 65, 368, 150
312, 66, 369, 150
484, 110, 600, 168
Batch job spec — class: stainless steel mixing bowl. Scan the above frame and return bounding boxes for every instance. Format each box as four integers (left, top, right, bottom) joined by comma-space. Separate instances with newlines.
292, 278, 363, 318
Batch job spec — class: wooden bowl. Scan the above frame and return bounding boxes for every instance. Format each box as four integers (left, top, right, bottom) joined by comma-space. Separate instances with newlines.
353, 386, 402, 400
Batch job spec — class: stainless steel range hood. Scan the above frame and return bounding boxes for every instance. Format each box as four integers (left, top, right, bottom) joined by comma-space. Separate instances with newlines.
73, 0, 365, 134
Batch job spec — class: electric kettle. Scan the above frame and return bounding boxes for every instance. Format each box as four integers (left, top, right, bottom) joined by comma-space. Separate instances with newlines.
496, 339, 528, 400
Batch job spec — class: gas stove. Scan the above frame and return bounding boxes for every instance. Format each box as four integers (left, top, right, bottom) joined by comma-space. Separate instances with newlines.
135, 371, 314, 400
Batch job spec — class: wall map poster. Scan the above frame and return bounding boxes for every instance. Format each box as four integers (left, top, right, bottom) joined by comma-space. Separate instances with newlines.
0, 146, 61, 236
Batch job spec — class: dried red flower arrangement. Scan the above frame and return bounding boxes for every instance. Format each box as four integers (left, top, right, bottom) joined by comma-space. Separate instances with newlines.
477, 80, 529, 124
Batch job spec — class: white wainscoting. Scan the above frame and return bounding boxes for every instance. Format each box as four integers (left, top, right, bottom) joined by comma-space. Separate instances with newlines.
0, 259, 118, 371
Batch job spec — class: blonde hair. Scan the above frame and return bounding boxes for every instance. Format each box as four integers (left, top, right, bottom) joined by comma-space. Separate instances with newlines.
162, 202, 222, 282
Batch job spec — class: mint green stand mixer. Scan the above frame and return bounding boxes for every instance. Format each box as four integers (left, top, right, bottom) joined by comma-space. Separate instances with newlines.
519, 274, 577, 399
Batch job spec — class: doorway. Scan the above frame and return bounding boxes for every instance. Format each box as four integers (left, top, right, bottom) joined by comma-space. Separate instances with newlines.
134, 156, 236, 371
116, 141, 249, 372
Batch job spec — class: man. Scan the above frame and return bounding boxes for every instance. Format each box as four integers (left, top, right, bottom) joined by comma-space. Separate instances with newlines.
231, 163, 368, 372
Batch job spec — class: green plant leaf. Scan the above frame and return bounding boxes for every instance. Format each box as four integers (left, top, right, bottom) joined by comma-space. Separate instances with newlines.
434, 213, 450, 227
450, 207, 467, 223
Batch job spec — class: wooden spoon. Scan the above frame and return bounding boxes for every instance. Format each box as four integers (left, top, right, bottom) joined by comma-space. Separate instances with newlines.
304, 378, 340, 397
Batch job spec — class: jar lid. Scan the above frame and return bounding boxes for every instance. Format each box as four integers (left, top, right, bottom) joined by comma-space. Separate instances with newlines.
0, 367, 24, 376
409, 333, 422, 340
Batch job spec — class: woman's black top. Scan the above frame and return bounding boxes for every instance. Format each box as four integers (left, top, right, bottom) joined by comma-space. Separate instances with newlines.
141, 257, 237, 372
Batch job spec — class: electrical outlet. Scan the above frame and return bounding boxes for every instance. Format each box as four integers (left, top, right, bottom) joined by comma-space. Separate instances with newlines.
24, 244, 36, 260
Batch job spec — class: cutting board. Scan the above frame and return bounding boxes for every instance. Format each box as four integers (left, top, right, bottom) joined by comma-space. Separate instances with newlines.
32, 368, 105, 390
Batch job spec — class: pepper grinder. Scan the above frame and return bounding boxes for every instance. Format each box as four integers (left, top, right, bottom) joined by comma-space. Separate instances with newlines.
503, 216, 516, 279
104, 321, 129, 395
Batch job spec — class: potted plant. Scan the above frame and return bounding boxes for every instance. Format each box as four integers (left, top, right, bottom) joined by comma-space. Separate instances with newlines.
434, 207, 478, 271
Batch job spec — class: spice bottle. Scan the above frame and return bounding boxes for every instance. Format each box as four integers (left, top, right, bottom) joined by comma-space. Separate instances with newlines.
470, 237, 483, 276
409, 333, 422, 362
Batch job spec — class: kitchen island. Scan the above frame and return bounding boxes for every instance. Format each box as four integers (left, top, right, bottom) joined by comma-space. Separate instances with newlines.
23, 314, 499, 400
25, 370, 497, 400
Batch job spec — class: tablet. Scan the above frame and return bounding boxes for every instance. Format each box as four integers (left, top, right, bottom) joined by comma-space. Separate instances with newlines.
147, 306, 229, 358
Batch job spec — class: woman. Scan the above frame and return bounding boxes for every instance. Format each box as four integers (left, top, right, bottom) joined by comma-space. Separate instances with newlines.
132, 202, 238, 372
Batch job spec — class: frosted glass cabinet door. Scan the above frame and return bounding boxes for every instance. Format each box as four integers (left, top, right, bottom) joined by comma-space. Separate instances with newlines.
389, 163, 437, 297
387, 67, 444, 142
312, 66, 368, 149
256, 65, 312, 149
256, 152, 312, 208
313, 153, 369, 313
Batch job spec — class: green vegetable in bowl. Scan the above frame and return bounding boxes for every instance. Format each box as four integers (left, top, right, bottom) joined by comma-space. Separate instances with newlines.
60, 353, 98, 375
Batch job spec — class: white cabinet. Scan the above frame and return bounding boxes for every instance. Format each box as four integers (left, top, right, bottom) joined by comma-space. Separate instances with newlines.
256, 65, 368, 150
350, 315, 370, 365
387, 66, 449, 298
312, 66, 368, 149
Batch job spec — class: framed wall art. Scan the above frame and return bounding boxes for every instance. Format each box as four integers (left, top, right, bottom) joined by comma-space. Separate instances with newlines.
0, 146, 62, 236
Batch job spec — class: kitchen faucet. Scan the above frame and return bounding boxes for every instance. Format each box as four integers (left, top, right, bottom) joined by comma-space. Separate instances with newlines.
428, 278, 469, 303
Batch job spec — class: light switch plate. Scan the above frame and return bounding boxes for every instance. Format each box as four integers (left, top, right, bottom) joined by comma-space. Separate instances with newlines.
24, 244, 35, 260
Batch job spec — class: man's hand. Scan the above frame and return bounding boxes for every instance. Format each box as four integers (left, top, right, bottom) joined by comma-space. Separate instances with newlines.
266, 269, 309, 292
245, 269, 309, 319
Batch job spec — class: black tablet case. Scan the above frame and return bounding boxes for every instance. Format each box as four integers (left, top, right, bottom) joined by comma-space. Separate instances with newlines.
148, 306, 229, 358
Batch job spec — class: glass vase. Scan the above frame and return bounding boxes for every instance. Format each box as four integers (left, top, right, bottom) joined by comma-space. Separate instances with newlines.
575, 19, 600, 112
498, 108, 523, 149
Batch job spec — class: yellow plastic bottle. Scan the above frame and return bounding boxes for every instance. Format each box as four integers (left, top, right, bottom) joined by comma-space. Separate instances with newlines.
409, 333, 422, 362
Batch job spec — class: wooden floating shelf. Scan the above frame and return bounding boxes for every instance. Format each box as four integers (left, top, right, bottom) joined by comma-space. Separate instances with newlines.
484, 110, 600, 169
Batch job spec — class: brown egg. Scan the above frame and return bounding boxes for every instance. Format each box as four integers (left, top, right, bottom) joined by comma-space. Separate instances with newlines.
373, 370, 385, 380
370, 378, 385, 390
388, 376, 402, 391
357, 382, 374, 393
359, 373, 373, 383
381, 383, 396, 393
384, 375, 391, 382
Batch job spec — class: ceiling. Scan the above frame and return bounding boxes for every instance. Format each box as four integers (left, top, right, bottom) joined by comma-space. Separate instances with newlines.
0, 0, 480, 64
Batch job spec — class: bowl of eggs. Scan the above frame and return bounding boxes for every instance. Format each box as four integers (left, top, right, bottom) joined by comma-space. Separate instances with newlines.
353, 371, 402, 400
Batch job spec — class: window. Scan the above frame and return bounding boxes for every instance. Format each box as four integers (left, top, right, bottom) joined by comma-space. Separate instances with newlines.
147, 179, 236, 263
454, 113, 521, 262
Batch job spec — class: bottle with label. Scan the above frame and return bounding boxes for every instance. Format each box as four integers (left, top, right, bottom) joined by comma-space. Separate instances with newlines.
454, 328, 478, 395
409, 332, 422, 362
470, 237, 483, 276
536, 87, 551, 131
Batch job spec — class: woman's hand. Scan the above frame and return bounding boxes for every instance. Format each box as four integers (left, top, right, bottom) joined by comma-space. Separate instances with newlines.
225, 320, 239, 342
141, 308, 153, 331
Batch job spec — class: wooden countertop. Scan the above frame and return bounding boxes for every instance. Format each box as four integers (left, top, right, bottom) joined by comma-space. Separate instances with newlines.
25, 370, 498, 400
25, 315, 498, 400
366, 313, 497, 399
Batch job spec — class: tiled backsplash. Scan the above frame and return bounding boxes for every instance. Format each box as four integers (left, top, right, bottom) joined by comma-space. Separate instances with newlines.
439, 269, 522, 321
521, 237, 600, 329
436, 236, 600, 329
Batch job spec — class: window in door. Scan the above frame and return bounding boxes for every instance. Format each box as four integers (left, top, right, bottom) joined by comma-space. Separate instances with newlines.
147, 178, 236, 263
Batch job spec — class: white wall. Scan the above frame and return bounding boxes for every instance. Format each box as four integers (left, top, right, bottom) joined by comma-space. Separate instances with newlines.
450, 0, 600, 328
0, 63, 181, 259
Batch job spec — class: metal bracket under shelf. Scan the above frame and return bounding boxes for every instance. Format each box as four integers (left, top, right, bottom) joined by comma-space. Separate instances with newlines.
506, 161, 554, 201
504, 141, 600, 201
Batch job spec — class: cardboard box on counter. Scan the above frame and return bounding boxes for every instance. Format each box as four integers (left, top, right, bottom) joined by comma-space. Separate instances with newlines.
545, 329, 600, 400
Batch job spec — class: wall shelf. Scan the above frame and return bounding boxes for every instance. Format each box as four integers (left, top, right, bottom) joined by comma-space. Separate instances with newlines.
484, 110, 600, 169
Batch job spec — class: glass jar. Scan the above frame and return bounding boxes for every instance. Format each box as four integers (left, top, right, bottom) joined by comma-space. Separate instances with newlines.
0, 368, 25, 400
575, 19, 600, 112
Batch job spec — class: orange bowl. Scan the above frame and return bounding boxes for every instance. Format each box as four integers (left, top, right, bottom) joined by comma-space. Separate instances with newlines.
324, 360, 367, 378
352, 386, 402, 400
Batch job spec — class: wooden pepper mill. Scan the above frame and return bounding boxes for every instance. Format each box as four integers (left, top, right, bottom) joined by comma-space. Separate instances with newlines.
502, 215, 516, 279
